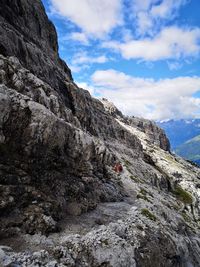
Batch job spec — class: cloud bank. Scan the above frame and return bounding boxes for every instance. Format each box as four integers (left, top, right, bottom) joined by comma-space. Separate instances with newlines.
103, 27, 200, 61
50, 0, 122, 37
91, 69, 200, 120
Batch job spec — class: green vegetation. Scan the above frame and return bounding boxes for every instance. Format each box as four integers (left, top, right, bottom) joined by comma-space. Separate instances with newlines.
138, 188, 153, 197
173, 186, 193, 205
137, 188, 154, 202
122, 158, 134, 175
181, 211, 191, 223
175, 135, 200, 162
126, 166, 133, 175
172, 203, 181, 211
122, 158, 131, 167
140, 188, 148, 195
130, 175, 140, 183
137, 194, 150, 202
141, 208, 157, 221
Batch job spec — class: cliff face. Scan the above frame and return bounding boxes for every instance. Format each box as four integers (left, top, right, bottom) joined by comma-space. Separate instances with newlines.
0, 0, 144, 237
0, 1, 200, 267
0, 0, 72, 99
101, 98, 170, 151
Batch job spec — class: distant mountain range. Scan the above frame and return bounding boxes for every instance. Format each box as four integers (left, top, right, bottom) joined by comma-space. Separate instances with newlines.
158, 119, 200, 165
175, 135, 200, 163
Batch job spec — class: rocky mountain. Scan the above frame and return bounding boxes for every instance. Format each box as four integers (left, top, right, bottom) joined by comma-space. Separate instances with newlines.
0, 1, 200, 266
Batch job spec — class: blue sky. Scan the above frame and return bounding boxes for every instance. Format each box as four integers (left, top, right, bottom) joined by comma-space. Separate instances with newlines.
41, 0, 200, 121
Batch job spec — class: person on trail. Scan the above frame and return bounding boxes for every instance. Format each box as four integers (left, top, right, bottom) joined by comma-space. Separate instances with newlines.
113, 162, 123, 174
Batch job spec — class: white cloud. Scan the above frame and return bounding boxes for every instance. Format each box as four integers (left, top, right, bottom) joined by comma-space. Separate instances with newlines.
72, 52, 108, 65
136, 12, 153, 35
70, 32, 89, 45
68, 64, 90, 73
91, 69, 200, 120
167, 61, 182, 70
50, 0, 123, 37
59, 32, 89, 45
132, 0, 155, 12
151, 0, 187, 19
131, 0, 187, 35
103, 26, 200, 61
69, 51, 108, 73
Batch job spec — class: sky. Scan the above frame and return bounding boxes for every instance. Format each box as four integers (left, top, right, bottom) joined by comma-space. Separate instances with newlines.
41, 0, 200, 121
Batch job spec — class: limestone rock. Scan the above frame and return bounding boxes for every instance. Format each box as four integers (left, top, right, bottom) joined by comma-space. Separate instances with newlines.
0, 0, 72, 102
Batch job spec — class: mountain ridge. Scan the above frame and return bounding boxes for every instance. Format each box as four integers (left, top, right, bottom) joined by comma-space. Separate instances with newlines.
175, 134, 200, 162
158, 119, 200, 165
158, 118, 200, 149
0, 1, 200, 266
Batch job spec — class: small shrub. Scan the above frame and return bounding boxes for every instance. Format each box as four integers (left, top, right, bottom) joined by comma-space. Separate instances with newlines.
173, 186, 193, 205
141, 208, 157, 221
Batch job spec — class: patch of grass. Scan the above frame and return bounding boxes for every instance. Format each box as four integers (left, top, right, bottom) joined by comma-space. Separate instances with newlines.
137, 194, 150, 202
172, 203, 181, 211
140, 188, 148, 195
164, 153, 175, 162
122, 158, 131, 167
141, 208, 157, 221
181, 211, 191, 223
126, 166, 134, 175
122, 157, 132, 172
173, 186, 193, 205
139, 188, 153, 198
130, 175, 139, 183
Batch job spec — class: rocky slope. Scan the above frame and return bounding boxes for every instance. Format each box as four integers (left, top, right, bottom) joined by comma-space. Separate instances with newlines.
0, 1, 200, 266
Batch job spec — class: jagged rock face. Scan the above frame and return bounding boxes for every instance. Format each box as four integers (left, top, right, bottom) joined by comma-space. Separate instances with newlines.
128, 116, 170, 151
0, 53, 145, 237
101, 98, 124, 118
0, 0, 144, 237
0, 1, 200, 267
0, 55, 126, 237
101, 98, 170, 151
0, 0, 72, 94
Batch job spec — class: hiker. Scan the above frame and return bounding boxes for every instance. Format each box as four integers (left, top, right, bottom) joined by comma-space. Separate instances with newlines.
113, 162, 123, 173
